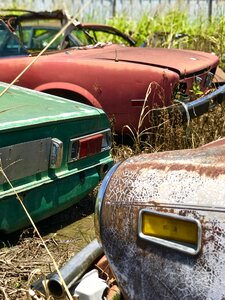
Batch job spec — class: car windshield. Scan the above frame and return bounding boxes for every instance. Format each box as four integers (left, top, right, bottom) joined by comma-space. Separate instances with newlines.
0, 20, 29, 57
17, 22, 95, 50
0, 18, 100, 56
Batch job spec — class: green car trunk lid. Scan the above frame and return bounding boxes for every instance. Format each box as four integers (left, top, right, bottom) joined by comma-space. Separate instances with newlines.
0, 82, 104, 131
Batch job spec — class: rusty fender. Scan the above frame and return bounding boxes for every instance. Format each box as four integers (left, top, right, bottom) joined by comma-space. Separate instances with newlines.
95, 137, 225, 300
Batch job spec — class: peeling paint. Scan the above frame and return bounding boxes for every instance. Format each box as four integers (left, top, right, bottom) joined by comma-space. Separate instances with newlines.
99, 137, 225, 300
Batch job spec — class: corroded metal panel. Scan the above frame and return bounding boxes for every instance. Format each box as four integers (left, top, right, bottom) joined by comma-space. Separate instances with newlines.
0, 138, 51, 184
98, 137, 225, 300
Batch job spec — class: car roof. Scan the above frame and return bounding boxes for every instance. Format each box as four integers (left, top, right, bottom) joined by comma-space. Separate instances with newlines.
1, 9, 67, 22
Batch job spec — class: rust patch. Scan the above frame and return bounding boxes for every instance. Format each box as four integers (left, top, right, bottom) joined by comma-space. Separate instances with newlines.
119, 139, 225, 178
99, 137, 225, 300
149, 200, 160, 207
93, 83, 102, 94
154, 207, 175, 214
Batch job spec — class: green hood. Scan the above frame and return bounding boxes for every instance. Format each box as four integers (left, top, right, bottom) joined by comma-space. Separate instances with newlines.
0, 83, 103, 131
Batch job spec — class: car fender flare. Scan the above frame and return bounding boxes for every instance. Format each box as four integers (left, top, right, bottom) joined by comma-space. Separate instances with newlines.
35, 82, 102, 109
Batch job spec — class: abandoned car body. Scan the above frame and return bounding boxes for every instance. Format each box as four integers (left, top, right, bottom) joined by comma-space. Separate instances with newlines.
0, 82, 113, 234
96, 138, 225, 299
0, 18, 225, 133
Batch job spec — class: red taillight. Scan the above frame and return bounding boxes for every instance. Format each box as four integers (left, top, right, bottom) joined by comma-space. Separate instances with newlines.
68, 130, 111, 162
78, 134, 103, 159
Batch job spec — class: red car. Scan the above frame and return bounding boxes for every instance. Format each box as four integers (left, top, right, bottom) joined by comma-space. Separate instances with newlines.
0, 16, 225, 133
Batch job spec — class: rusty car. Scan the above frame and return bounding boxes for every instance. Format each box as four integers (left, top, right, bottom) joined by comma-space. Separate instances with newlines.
0, 82, 113, 234
1, 12, 225, 134
95, 137, 225, 299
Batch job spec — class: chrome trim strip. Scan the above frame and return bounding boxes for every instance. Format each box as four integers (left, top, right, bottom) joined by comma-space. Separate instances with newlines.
205, 72, 214, 87
195, 76, 203, 83
49, 138, 63, 169
94, 161, 122, 242
138, 209, 202, 255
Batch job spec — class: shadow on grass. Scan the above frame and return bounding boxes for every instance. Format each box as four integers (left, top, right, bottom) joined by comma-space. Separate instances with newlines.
0, 192, 96, 248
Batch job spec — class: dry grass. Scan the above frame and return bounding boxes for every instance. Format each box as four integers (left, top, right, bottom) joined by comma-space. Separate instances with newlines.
0, 234, 70, 299
112, 99, 225, 161
0, 194, 96, 300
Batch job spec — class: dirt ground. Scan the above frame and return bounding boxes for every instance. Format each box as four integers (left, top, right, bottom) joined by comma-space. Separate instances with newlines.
0, 193, 97, 300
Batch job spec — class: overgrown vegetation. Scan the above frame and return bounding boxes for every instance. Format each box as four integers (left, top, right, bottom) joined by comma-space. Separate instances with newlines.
105, 10, 225, 67
100, 10, 225, 160
112, 101, 225, 161
2, 8, 225, 300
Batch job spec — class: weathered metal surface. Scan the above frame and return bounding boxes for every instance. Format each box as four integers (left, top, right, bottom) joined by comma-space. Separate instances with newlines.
0, 138, 51, 184
97, 137, 225, 300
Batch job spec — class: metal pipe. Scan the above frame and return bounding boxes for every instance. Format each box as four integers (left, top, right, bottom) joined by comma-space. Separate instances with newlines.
47, 239, 103, 298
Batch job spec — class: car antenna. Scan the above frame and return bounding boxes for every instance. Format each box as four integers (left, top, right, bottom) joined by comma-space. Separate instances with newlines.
0, 1, 90, 98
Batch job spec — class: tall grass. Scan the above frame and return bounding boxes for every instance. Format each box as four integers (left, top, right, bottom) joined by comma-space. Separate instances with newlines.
107, 10, 225, 67
112, 102, 225, 161
108, 10, 225, 160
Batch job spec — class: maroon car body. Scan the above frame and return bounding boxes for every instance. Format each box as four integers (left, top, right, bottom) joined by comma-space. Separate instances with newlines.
0, 18, 225, 133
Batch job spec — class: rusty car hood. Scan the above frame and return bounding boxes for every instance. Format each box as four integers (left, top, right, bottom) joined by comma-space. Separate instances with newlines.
73, 45, 218, 76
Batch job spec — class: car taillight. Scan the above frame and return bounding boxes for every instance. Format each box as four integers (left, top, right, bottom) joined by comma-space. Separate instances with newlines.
79, 134, 103, 159
68, 129, 111, 162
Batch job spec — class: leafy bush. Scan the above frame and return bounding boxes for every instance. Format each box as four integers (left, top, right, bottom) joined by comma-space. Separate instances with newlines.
106, 10, 225, 67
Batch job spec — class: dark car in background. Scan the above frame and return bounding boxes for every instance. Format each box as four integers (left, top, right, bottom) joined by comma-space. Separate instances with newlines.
1, 10, 225, 134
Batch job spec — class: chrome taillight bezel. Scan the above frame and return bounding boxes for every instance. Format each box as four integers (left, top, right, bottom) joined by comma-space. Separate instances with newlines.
68, 129, 112, 162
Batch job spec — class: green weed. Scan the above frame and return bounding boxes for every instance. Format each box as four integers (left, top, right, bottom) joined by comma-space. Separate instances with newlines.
105, 10, 225, 68
104, 10, 225, 160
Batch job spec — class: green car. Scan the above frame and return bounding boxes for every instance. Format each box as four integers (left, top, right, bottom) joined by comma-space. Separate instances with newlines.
0, 82, 113, 234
